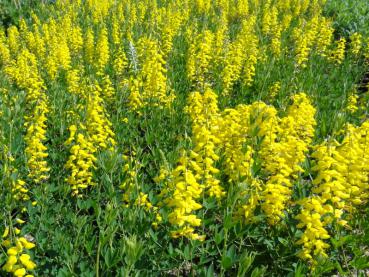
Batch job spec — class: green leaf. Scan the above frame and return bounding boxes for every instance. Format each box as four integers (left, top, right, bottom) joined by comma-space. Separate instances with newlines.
214, 230, 224, 245
221, 256, 233, 270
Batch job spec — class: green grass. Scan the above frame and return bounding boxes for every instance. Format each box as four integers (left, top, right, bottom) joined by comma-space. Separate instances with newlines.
325, 0, 369, 36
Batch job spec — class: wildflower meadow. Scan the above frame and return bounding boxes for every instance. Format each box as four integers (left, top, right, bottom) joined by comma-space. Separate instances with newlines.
1, 0, 369, 276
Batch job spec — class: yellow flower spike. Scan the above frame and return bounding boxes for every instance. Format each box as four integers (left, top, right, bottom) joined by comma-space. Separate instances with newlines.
329, 37, 346, 64
350, 32, 362, 56
293, 16, 321, 68
185, 89, 224, 198
269, 82, 281, 100
65, 125, 98, 196
187, 30, 215, 88
128, 37, 174, 111
346, 94, 358, 114
3, 49, 50, 184
84, 27, 95, 65
160, 150, 205, 240
257, 93, 316, 223
96, 26, 109, 74
296, 120, 369, 265
221, 16, 258, 94
85, 83, 116, 150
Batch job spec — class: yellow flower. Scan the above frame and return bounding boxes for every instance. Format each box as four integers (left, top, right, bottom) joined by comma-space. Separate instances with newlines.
260, 93, 316, 224
316, 17, 334, 57
16, 218, 26, 224
295, 196, 332, 262
2, 226, 9, 238
7, 255, 18, 265
128, 38, 174, 110
2, 262, 14, 272
86, 83, 116, 149
350, 32, 362, 56
66, 69, 81, 95
65, 131, 97, 196
113, 46, 128, 77
346, 93, 358, 114
19, 237, 35, 249
8, 247, 20, 256
185, 89, 224, 198
19, 254, 36, 270
84, 28, 95, 65
329, 37, 346, 64
14, 268, 27, 277
187, 30, 214, 88
96, 26, 110, 74
269, 81, 281, 99
161, 151, 204, 240
221, 16, 258, 94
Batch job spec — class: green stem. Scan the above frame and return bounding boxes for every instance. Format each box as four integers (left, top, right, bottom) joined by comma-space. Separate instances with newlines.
96, 235, 101, 277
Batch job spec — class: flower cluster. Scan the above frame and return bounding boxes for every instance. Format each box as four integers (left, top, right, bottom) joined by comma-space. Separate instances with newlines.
65, 125, 97, 196
24, 102, 50, 183
260, 93, 316, 224
128, 38, 175, 110
350, 32, 362, 56
4, 49, 50, 184
2, 223, 36, 277
160, 152, 205, 241
1, 109, 37, 277
186, 89, 224, 198
187, 30, 215, 88
329, 37, 346, 64
120, 153, 140, 207
221, 16, 258, 95
296, 121, 369, 264
218, 105, 253, 183
86, 83, 116, 151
